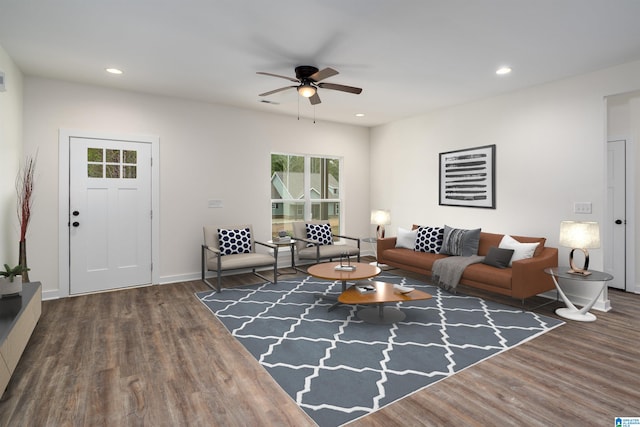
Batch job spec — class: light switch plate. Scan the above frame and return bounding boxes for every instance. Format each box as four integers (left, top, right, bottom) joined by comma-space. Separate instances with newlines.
573, 202, 592, 214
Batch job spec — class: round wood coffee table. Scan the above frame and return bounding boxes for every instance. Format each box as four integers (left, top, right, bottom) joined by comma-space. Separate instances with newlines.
339, 280, 432, 324
307, 262, 381, 311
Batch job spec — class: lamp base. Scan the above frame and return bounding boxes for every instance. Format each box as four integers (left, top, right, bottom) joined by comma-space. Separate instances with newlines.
568, 248, 591, 276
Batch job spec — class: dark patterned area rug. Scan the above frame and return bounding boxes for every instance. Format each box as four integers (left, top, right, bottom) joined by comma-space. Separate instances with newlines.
196, 272, 563, 427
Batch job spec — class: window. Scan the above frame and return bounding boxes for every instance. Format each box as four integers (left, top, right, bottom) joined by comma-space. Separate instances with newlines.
271, 153, 342, 238
87, 147, 137, 179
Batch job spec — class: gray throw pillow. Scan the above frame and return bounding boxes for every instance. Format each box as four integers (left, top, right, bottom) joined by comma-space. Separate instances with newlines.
439, 225, 481, 256
482, 247, 515, 268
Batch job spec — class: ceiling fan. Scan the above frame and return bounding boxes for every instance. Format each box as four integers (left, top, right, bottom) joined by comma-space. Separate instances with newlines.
257, 65, 362, 105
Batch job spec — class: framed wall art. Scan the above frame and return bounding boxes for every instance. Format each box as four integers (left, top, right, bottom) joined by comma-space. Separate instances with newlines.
439, 144, 496, 209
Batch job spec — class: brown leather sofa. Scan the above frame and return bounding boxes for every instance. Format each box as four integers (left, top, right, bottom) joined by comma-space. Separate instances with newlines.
377, 231, 558, 300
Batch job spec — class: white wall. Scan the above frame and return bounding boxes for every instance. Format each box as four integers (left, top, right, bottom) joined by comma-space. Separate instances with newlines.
22, 77, 370, 298
0, 43, 23, 266
370, 60, 640, 310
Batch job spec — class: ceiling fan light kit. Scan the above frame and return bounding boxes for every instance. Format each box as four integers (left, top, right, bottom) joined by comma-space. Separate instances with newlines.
297, 83, 316, 98
257, 65, 362, 105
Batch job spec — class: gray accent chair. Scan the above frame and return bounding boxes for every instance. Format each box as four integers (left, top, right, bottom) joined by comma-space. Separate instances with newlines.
292, 220, 360, 269
202, 225, 278, 292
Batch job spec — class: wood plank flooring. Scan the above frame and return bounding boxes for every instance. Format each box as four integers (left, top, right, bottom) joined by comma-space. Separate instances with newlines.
1, 261, 639, 426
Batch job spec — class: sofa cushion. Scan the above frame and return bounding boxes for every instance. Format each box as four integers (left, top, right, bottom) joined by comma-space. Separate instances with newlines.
415, 226, 443, 253
396, 227, 418, 249
383, 248, 448, 271
482, 247, 514, 269
439, 225, 481, 256
306, 223, 333, 246
499, 235, 539, 266
462, 263, 512, 290
218, 227, 252, 256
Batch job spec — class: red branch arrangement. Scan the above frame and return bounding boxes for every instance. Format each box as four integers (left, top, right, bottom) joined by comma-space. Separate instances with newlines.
16, 155, 36, 242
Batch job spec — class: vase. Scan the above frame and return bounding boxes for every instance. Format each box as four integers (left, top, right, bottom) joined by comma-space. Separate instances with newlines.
19, 239, 30, 283
0, 275, 22, 298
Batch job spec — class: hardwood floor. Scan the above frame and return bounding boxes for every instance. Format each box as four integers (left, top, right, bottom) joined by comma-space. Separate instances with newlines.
1, 262, 639, 426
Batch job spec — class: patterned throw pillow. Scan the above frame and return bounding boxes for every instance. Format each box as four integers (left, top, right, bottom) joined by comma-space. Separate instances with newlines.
306, 223, 334, 246
414, 226, 444, 253
218, 228, 252, 255
439, 225, 481, 256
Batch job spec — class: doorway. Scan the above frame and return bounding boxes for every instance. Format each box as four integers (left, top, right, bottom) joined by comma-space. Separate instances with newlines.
605, 139, 627, 290
59, 130, 160, 297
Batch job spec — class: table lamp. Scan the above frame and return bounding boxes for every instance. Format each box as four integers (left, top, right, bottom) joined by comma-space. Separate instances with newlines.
371, 209, 391, 239
559, 221, 600, 276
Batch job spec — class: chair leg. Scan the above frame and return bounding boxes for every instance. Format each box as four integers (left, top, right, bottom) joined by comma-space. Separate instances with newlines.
202, 245, 220, 292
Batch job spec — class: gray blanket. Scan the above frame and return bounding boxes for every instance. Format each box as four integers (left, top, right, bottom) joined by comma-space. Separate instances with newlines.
432, 255, 485, 292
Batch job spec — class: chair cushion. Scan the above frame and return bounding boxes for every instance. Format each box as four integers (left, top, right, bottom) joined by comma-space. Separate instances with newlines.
218, 227, 252, 255
298, 244, 359, 260
218, 253, 275, 270
306, 223, 333, 246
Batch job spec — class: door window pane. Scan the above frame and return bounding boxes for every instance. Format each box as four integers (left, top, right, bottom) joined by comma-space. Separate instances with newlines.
106, 149, 120, 163
88, 164, 103, 178
106, 165, 120, 178
123, 150, 137, 164
87, 147, 138, 179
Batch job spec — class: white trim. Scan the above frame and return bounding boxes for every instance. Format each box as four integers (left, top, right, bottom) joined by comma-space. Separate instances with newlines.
58, 129, 160, 298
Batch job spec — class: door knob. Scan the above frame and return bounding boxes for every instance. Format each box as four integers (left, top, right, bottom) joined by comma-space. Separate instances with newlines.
72, 221, 80, 227
73, 210, 80, 216
615, 219, 623, 225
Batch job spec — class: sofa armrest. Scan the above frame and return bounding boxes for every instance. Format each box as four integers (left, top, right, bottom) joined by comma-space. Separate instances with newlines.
377, 237, 397, 263
511, 247, 558, 299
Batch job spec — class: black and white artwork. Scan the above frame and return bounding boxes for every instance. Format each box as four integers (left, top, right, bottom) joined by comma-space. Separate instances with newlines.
439, 144, 496, 209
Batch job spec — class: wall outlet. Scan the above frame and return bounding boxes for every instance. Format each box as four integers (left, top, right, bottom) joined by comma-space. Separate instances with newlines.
573, 202, 592, 214
208, 199, 223, 208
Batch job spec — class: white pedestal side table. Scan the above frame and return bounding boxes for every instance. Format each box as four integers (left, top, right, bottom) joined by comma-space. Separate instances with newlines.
544, 267, 613, 322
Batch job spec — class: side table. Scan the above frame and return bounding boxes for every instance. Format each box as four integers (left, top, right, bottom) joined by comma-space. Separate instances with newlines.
544, 267, 613, 322
361, 237, 387, 267
268, 239, 297, 274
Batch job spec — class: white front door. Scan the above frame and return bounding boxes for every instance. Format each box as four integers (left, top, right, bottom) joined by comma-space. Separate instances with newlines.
69, 137, 152, 294
605, 139, 626, 290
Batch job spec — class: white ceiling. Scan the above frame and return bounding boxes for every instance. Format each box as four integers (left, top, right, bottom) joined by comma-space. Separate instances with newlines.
2, 0, 640, 127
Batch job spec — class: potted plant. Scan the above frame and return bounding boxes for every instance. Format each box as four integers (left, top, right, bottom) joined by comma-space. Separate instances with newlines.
0, 264, 29, 297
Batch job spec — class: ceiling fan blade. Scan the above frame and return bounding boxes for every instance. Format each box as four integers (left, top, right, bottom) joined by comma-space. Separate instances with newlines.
256, 71, 299, 83
318, 82, 363, 94
259, 86, 296, 96
309, 93, 321, 105
309, 67, 339, 82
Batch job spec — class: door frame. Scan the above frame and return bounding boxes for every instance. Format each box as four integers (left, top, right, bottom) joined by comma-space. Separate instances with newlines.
605, 136, 637, 293
58, 129, 160, 298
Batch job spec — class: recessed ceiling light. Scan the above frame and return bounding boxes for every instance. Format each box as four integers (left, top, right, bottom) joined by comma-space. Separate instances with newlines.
355, 113, 365, 117
496, 67, 512, 75
106, 68, 123, 75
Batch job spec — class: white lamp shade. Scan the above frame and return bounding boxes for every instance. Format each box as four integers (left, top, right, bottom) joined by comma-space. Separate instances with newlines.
370, 209, 391, 225
559, 221, 600, 249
